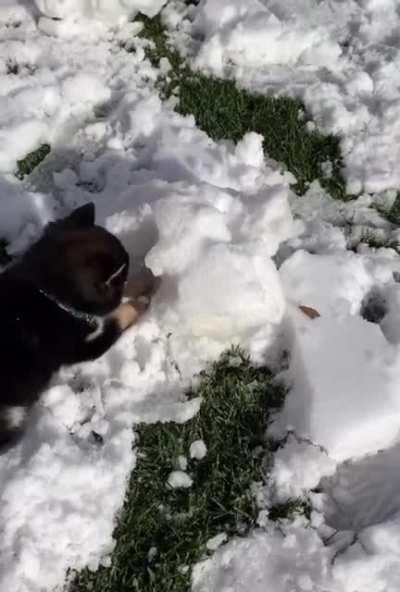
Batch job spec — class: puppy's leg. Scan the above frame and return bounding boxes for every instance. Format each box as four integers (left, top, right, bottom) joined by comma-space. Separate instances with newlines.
112, 297, 150, 331
72, 298, 150, 363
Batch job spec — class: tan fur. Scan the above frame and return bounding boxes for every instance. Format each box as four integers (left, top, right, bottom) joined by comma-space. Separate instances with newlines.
112, 301, 141, 331
112, 268, 160, 332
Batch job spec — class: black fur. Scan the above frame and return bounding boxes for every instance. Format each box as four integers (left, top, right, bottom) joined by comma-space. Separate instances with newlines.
0, 203, 131, 446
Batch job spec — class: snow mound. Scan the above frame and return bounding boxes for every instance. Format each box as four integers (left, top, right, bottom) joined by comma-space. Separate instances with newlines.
5, 4, 400, 592
276, 249, 400, 462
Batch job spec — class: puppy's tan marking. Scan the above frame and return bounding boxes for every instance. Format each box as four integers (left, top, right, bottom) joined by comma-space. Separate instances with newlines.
112, 301, 141, 331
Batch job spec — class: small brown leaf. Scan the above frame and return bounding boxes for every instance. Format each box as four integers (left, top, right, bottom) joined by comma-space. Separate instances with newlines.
299, 305, 321, 319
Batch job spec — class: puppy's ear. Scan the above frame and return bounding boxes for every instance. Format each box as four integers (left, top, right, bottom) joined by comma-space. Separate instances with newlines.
48, 203, 95, 232
63, 203, 95, 228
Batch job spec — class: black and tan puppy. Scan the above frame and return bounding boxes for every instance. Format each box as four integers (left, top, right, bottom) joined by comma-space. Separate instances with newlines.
0, 202, 150, 446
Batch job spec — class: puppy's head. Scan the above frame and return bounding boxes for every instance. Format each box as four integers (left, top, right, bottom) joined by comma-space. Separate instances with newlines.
25, 203, 129, 316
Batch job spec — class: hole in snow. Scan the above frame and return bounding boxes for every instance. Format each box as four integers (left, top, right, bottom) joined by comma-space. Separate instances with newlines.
393, 271, 400, 283
90, 431, 104, 445
360, 289, 387, 324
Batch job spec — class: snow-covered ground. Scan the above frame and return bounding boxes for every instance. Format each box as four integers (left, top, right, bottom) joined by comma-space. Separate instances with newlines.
2, 1, 400, 591
193, 189, 400, 592
166, 0, 400, 195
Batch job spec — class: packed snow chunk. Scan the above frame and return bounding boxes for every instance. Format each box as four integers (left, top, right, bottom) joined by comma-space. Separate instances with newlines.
360, 510, 400, 557
269, 435, 336, 502
167, 470, 193, 489
277, 249, 400, 461
234, 131, 264, 168
280, 250, 375, 318
34, 0, 167, 24
190, 439, 207, 460
276, 296, 400, 461
322, 441, 400, 533
192, 522, 332, 592
175, 243, 285, 340
146, 197, 231, 276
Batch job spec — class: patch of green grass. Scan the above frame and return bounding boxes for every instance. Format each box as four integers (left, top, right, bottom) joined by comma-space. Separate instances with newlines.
269, 499, 311, 522
362, 235, 400, 251
137, 14, 346, 199
138, 12, 183, 81
16, 143, 50, 179
73, 348, 286, 592
388, 193, 400, 225
180, 81, 344, 198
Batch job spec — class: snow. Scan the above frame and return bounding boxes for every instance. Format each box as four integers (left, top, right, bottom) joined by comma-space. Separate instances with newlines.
190, 439, 207, 460
206, 532, 227, 551
192, 520, 333, 592
3, 1, 400, 592
275, 250, 400, 461
162, 0, 400, 589
0, 5, 296, 591
167, 470, 193, 489
269, 435, 336, 502
281, 311, 400, 462
34, 0, 167, 24
196, 181, 400, 591
167, 0, 400, 194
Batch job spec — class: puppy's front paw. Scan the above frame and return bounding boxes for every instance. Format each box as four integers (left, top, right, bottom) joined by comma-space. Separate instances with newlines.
112, 301, 140, 331
134, 294, 151, 314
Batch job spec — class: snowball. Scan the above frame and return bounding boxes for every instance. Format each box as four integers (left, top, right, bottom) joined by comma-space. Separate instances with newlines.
61, 74, 111, 105
190, 440, 207, 460
167, 471, 193, 489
